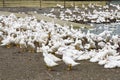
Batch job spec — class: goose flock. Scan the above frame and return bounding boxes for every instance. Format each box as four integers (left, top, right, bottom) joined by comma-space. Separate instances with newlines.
44, 3, 120, 24
0, 13, 120, 70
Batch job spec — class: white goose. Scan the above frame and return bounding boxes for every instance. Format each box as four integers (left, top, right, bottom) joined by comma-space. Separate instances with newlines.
1, 34, 15, 48
43, 52, 58, 71
47, 53, 61, 62
62, 53, 80, 70
42, 43, 61, 62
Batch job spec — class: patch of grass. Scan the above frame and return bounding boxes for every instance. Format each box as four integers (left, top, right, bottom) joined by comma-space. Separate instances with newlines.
0, 1, 107, 8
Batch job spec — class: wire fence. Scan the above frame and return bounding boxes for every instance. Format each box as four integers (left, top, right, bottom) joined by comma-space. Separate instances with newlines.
0, 0, 107, 8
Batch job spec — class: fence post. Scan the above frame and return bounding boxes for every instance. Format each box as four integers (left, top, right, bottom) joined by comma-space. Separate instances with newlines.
73, 1, 75, 8
39, 0, 42, 9
64, 0, 66, 8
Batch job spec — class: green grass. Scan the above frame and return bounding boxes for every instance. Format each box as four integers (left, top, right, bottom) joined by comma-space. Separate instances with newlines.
0, 1, 107, 8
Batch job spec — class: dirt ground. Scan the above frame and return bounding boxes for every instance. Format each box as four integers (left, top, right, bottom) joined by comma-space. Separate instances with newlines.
0, 7, 120, 80
0, 46, 120, 80
0, 7, 52, 14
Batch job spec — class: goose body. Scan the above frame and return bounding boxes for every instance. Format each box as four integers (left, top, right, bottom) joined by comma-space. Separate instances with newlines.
98, 59, 108, 65
104, 61, 117, 68
47, 53, 61, 62
62, 54, 80, 70
43, 52, 58, 70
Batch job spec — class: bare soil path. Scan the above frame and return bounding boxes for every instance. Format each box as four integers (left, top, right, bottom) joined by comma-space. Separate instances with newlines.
0, 47, 120, 80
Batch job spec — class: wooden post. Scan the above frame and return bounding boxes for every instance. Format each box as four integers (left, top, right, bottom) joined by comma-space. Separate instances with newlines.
39, 0, 42, 9
73, 1, 75, 8
64, 0, 66, 8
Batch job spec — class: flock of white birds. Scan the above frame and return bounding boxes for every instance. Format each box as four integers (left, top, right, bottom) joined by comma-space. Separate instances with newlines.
44, 3, 120, 23
0, 11, 120, 70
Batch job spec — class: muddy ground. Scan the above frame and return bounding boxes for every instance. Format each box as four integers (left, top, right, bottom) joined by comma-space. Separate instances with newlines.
0, 46, 120, 80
